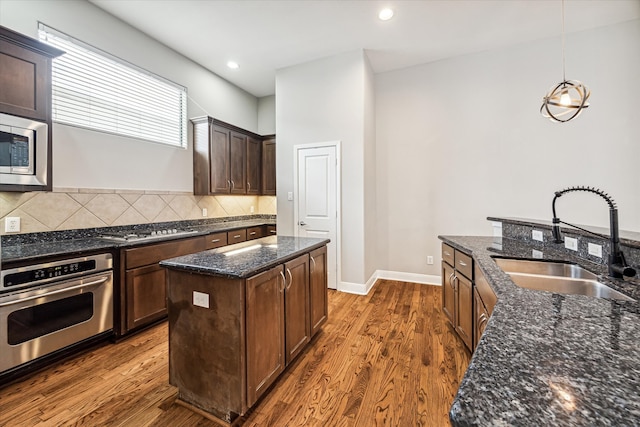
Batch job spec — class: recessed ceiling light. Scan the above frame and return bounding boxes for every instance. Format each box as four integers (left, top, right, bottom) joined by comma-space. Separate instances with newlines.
378, 8, 394, 21
227, 61, 239, 69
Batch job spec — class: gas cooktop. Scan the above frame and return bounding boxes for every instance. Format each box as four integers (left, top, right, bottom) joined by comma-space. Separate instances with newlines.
99, 228, 198, 242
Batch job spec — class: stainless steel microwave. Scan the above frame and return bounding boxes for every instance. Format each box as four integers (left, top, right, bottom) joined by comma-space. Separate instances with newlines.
0, 112, 48, 187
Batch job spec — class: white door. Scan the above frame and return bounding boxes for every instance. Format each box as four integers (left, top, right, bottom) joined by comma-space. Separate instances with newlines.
296, 144, 339, 290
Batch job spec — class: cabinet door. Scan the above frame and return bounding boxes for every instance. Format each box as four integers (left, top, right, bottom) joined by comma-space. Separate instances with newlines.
246, 136, 261, 195
210, 126, 231, 193
456, 273, 473, 350
261, 138, 276, 195
473, 287, 490, 351
284, 254, 310, 364
126, 263, 167, 331
309, 246, 328, 337
204, 232, 228, 250
229, 131, 247, 194
442, 261, 455, 326
246, 265, 285, 407
0, 37, 50, 122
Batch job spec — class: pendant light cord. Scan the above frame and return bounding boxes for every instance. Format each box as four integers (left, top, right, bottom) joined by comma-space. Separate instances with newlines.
561, 0, 566, 82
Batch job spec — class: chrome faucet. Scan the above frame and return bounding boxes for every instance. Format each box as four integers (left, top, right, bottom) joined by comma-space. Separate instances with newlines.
551, 186, 636, 279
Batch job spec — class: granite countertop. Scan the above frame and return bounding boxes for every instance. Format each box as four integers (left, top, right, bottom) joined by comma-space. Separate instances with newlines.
440, 236, 640, 426
160, 235, 329, 279
1, 217, 276, 264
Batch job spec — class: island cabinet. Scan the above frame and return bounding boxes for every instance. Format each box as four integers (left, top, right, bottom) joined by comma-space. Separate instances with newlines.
309, 245, 328, 337
164, 239, 328, 424
441, 243, 473, 351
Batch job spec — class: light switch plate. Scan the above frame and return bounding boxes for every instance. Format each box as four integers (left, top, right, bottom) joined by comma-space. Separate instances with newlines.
564, 237, 578, 251
193, 291, 209, 308
588, 242, 603, 258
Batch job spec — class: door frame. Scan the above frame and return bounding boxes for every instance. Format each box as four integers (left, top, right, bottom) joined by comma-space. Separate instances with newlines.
293, 141, 341, 291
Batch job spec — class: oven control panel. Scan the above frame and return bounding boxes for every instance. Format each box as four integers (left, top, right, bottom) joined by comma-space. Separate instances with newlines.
1, 254, 112, 292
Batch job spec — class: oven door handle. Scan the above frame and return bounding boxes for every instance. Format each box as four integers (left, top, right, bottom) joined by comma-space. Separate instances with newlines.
0, 276, 109, 307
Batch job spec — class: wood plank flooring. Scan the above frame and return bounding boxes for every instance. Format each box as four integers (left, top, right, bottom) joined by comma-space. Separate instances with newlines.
0, 280, 470, 426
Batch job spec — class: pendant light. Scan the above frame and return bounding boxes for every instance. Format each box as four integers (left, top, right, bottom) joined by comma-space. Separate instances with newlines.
540, 0, 590, 123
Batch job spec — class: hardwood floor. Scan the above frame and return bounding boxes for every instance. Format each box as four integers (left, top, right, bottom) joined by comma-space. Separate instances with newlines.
0, 280, 470, 426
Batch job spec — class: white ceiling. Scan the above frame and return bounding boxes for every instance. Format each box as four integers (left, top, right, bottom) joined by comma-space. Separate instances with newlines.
89, 0, 640, 98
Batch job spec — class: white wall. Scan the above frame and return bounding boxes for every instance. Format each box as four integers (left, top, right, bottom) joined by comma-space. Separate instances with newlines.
276, 50, 371, 285
0, 0, 259, 192
258, 95, 276, 135
376, 19, 640, 276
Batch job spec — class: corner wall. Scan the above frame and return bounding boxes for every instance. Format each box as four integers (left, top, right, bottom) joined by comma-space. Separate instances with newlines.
375, 19, 640, 277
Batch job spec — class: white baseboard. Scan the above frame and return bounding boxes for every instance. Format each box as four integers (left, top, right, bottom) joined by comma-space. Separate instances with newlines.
337, 271, 441, 296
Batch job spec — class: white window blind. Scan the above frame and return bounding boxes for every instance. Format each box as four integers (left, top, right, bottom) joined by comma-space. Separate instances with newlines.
38, 23, 187, 148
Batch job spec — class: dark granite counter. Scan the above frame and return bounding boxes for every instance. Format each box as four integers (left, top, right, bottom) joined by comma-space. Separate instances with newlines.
440, 235, 640, 426
1, 216, 275, 264
160, 235, 329, 279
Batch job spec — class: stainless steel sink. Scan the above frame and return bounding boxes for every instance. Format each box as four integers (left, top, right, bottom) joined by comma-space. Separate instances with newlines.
494, 258, 635, 302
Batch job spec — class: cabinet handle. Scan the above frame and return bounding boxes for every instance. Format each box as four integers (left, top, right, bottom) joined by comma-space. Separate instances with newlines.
448, 272, 455, 286
270, 229, 277, 234
285, 268, 293, 290
279, 271, 286, 292
310, 256, 316, 273
444, 251, 451, 257
458, 260, 468, 267
227, 180, 231, 189
250, 232, 256, 236
231, 180, 235, 190
247, 182, 251, 191
211, 238, 220, 243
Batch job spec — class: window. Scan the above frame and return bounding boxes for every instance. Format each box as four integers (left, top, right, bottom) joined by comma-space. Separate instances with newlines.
38, 23, 187, 148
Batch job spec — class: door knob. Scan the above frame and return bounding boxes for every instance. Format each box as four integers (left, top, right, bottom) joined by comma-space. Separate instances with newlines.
299, 221, 307, 226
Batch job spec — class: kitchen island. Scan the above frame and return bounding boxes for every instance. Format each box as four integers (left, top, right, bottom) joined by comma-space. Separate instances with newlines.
440, 234, 640, 426
160, 235, 329, 424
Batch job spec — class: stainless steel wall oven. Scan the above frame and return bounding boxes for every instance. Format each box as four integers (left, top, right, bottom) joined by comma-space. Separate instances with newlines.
0, 253, 113, 373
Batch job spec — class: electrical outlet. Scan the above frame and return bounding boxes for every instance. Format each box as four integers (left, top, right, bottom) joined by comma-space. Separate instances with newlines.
250, 206, 254, 213
202, 208, 208, 217
287, 192, 293, 201
5, 217, 20, 233
532, 249, 544, 259
588, 243, 603, 258
532, 229, 544, 242
564, 236, 578, 251
427, 256, 434, 265
193, 291, 209, 308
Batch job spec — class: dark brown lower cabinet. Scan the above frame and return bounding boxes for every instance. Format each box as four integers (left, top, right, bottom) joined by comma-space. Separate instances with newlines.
167, 245, 326, 423
309, 246, 328, 337
284, 255, 310, 364
246, 265, 285, 406
119, 237, 205, 337
455, 273, 473, 350
473, 264, 497, 350
125, 263, 167, 331
442, 261, 455, 325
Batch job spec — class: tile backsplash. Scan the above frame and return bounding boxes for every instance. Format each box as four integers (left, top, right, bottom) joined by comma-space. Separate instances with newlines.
0, 188, 276, 235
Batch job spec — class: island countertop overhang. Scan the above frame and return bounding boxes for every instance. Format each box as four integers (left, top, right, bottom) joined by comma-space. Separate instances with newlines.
160, 235, 330, 279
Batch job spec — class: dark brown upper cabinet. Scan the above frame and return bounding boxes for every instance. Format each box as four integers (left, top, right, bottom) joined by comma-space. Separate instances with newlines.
261, 136, 276, 195
192, 116, 274, 196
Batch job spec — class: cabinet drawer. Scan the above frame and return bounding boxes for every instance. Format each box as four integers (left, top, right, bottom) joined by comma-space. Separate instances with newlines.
266, 225, 277, 236
204, 232, 228, 249
125, 237, 205, 269
442, 243, 455, 266
247, 226, 263, 241
227, 229, 247, 244
455, 250, 473, 279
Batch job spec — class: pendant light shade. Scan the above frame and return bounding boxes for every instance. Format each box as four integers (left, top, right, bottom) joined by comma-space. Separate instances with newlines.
540, 0, 590, 123
541, 79, 590, 123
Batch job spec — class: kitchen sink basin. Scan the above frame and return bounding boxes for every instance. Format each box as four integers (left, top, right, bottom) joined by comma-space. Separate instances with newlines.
493, 258, 635, 302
